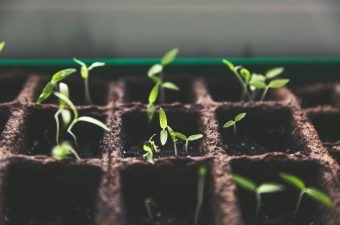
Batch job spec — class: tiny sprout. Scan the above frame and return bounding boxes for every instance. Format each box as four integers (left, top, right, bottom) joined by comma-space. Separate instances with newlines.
249, 79, 290, 101
143, 134, 158, 165
167, 125, 178, 157
53, 92, 111, 146
74, 58, 105, 105
231, 173, 285, 217
174, 132, 203, 154
36, 68, 76, 104
147, 83, 160, 123
223, 113, 246, 141
0, 41, 5, 52
52, 141, 80, 160
144, 198, 157, 220
280, 172, 333, 218
159, 108, 168, 145
194, 165, 207, 225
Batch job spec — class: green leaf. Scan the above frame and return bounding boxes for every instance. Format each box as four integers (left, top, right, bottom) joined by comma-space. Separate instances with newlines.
222, 59, 235, 71
231, 174, 257, 192
77, 116, 111, 131
257, 183, 285, 194
52, 144, 68, 159
174, 132, 187, 140
37, 81, 55, 104
223, 121, 235, 128
148, 64, 163, 77
88, 62, 105, 70
0, 41, 5, 52
240, 68, 251, 81
73, 58, 86, 67
188, 134, 203, 141
167, 125, 174, 134
306, 187, 333, 208
143, 144, 152, 152
250, 74, 266, 82
268, 79, 290, 88
150, 76, 162, 83
80, 67, 88, 79
147, 103, 155, 123
149, 83, 159, 103
159, 108, 167, 129
235, 113, 246, 122
61, 109, 72, 128
162, 82, 180, 91
198, 165, 207, 177
266, 67, 284, 79
161, 48, 179, 65
249, 80, 267, 89
279, 172, 305, 190
143, 151, 154, 164
53, 92, 78, 119
160, 129, 168, 145
58, 82, 69, 106
51, 69, 76, 82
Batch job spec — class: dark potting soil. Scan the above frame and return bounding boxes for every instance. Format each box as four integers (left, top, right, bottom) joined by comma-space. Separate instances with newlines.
0, 73, 27, 103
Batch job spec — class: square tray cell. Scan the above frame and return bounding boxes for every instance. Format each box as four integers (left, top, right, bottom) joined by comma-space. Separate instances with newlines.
0, 71, 27, 103
290, 82, 340, 108
0, 159, 103, 225
21, 107, 108, 158
120, 107, 204, 158
215, 105, 304, 156
205, 76, 288, 103
230, 157, 333, 225
121, 160, 214, 225
121, 76, 196, 104
34, 76, 108, 106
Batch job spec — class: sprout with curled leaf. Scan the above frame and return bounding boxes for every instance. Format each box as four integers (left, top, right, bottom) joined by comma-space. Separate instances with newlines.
52, 141, 80, 160
194, 165, 207, 225
74, 58, 105, 104
0, 41, 5, 52
53, 92, 111, 147
174, 132, 203, 154
231, 173, 285, 217
223, 113, 246, 141
143, 134, 158, 165
280, 172, 333, 218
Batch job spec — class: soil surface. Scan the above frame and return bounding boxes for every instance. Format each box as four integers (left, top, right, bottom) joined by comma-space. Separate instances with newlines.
0, 72, 27, 103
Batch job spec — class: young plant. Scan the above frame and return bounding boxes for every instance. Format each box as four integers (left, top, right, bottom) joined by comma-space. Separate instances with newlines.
249, 78, 289, 101
52, 141, 80, 160
194, 165, 207, 225
167, 125, 178, 157
280, 172, 333, 218
53, 91, 111, 146
174, 132, 203, 154
159, 108, 179, 157
36, 68, 76, 104
144, 198, 157, 220
223, 113, 246, 141
73, 58, 105, 104
143, 134, 159, 165
147, 82, 160, 123
231, 173, 285, 217
0, 41, 5, 52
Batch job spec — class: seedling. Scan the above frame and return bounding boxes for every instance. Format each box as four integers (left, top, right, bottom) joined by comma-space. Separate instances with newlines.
144, 198, 157, 220
52, 141, 80, 160
167, 125, 178, 157
174, 132, 203, 154
159, 108, 168, 145
36, 68, 76, 104
194, 165, 207, 225
231, 173, 285, 217
223, 113, 246, 141
0, 41, 5, 52
143, 134, 159, 165
147, 82, 160, 123
280, 172, 333, 218
53, 91, 111, 146
74, 58, 105, 104
250, 79, 290, 101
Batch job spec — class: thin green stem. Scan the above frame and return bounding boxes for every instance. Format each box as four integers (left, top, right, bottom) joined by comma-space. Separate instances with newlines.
185, 140, 189, 154
255, 193, 261, 217
232, 68, 252, 101
261, 87, 269, 101
194, 171, 206, 225
54, 108, 63, 145
159, 71, 165, 104
65, 146, 80, 159
84, 78, 92, 105
144, 198, 156, 220
174, 141, 178, 157
67, 119, 78, 146
293, 190, 305, 218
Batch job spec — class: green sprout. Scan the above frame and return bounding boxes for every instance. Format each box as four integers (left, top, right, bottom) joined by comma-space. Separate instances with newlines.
53, 92, 111, 146
54, 83, 72, 145
147, 83, 160, 123
231, 173, 285, 217
159, 108, 168, 145
0, 41, 5, 52
144, 198, 157, 220
36, 69, 76, 104
167, 125, 178, 157
174, 132, 203, 154
223, 113, 246, 141
147, 48, 179, 104
52, 141, 80, 160
74, 58, 105, 105
249, 78, 290, 101
143, 134, 159, 165
280, 172, 333, 218
194, 165, 207, 225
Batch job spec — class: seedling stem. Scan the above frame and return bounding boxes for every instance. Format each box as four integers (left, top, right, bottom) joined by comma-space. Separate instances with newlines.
194, 165, 207, 225
144, 198, 157, 220
223, 113, 246, 141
